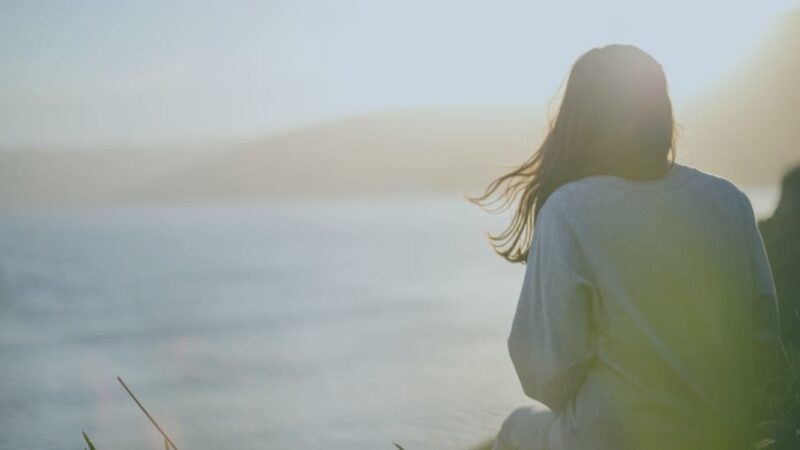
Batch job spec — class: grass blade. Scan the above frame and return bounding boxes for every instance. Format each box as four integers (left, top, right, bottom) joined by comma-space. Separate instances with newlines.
82, 431, 96, 450
117, 376, 180, 450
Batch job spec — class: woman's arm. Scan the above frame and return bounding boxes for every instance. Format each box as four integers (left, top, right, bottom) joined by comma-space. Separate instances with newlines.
507, 191, 596, 413
739, 191, 781, 394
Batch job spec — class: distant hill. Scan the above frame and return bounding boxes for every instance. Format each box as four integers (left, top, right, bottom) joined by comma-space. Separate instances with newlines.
147, 107, 544, 201
0, 144, 222, 207
0, 107, 546, 207
1, 10, 798, 208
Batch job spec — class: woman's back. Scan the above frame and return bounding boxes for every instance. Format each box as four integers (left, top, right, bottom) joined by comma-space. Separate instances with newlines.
507, 162, 780, 450
477, 44, 782, 450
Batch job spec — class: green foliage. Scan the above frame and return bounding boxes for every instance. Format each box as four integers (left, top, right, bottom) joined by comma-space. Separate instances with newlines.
754, 340, 800, 449
82, 431, 96, 450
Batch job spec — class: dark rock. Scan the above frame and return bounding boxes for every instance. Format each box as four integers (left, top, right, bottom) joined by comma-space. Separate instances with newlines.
759, 166, 800, 343
757, 165, 800, 447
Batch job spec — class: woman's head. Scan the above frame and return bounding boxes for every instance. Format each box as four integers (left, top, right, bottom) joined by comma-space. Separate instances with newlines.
470, 44, 677, 263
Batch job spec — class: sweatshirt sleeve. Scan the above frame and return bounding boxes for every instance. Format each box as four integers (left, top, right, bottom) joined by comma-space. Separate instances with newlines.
507, 192, 596, 413
739, 191, 781, 390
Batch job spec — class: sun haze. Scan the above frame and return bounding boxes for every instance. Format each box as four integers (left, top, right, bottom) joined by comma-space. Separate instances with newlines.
0, 0, 797, 148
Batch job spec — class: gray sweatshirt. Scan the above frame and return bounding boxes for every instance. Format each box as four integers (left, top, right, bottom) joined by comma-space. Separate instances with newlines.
508, 162, 781, 450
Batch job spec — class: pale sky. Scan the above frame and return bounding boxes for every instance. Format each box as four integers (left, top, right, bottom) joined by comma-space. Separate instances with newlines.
0, 0, 797, 149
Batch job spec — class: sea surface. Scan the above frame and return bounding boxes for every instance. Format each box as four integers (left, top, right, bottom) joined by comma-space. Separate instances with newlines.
0, 190, 779, 450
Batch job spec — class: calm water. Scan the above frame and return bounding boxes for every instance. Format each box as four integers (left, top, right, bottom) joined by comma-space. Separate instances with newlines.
0, 190, 778, 450
0, 197, 529, 450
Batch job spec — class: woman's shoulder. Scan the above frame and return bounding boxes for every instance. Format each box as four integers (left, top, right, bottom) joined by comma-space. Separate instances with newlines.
558, 163, 746, 199
540, 163, 753, 220
688, 165, 745, 194
684, 166, 753, 212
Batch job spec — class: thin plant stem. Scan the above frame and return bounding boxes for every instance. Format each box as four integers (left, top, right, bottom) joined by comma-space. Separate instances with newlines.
117, 376, 180, 450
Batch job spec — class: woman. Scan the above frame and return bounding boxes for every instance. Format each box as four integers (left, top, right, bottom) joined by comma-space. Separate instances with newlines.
470, 44, 781, 450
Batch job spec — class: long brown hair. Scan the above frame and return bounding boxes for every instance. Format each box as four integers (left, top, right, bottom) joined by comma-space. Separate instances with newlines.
469, 44, 678, 264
